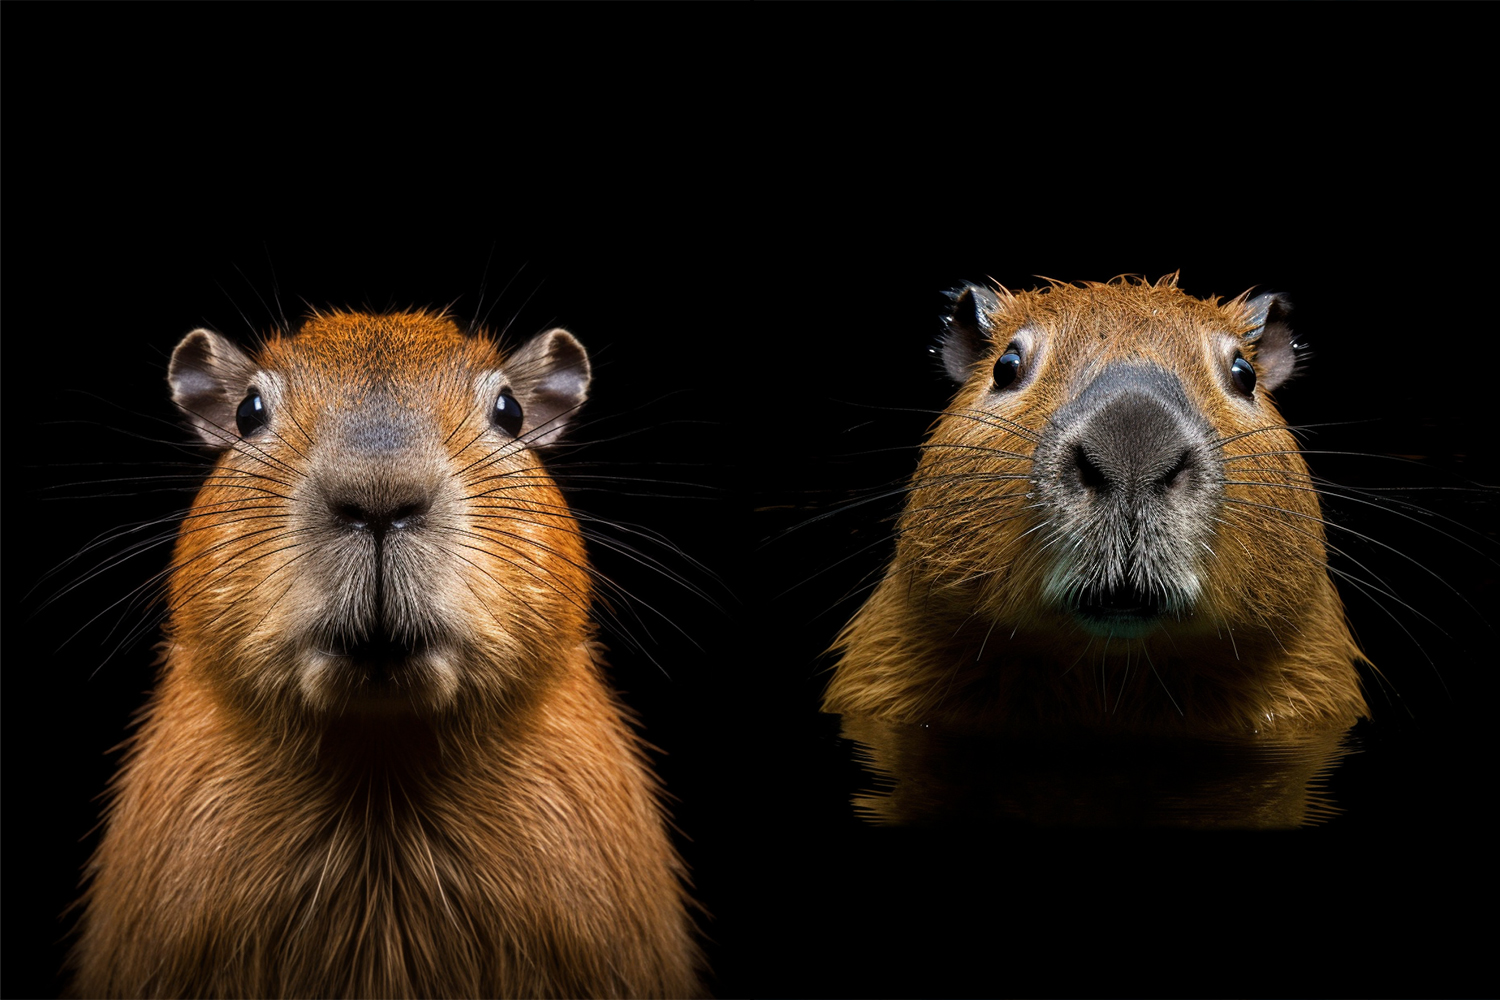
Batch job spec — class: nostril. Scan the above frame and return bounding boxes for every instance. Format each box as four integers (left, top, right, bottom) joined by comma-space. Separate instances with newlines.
1075, 444, 1109, 494
1161, 449, 1194, 492
387, 502, 425, 531
334, 503, 372, 531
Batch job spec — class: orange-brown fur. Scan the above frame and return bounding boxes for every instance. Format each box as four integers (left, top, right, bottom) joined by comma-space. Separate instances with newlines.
824, 278, 1369, 736
70, 311, 702, 998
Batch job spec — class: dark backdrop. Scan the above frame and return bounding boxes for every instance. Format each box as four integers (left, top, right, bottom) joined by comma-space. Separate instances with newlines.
6, 11, 1495, 999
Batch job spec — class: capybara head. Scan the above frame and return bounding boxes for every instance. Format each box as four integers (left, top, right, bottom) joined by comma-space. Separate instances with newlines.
827, 276, 1366, 733
166, 310, 593, 721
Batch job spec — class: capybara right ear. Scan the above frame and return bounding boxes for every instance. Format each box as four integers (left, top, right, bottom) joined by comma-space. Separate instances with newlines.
168, 328, 257, 448
939, 283, 1003, 382
1241, 292, 1300, 393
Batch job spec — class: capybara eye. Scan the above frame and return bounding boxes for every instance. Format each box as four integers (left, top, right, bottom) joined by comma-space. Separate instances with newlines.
1230, 354, 1257, 396
492, 391, 524, 437
993, 349, 1023, 391
236, 392, 268, 436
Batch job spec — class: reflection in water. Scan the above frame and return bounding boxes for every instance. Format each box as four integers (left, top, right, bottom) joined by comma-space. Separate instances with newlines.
838, 712, 1355, 829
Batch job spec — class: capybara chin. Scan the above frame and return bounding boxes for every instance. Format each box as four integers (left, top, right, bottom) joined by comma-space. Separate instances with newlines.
824, 277, 1368, 736
69, 310, 702, 998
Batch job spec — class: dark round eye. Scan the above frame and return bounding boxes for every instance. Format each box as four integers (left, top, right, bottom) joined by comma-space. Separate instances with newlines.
236, 392, 268, 436
993, 349, 1023, 391
492, 391, 524, 437
1230, 354, 1257, 396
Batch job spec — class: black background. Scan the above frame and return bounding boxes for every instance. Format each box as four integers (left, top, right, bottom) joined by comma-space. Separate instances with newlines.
6, 10, 1496, 999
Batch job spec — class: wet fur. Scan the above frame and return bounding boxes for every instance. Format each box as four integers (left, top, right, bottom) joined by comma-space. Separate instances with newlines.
824, 277, 1369, 735
69, 311, 702, 998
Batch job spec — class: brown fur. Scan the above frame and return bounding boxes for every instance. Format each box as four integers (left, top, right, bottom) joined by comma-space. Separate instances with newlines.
824, 277, 1369, 736
70, 311, 703, 998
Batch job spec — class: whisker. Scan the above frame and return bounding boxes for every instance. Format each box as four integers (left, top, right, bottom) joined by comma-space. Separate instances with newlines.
1218, 496, 1476, 616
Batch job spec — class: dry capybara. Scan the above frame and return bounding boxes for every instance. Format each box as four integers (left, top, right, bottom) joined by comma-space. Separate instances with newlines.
824, 276, 1368, 736
69, 310, 702, 998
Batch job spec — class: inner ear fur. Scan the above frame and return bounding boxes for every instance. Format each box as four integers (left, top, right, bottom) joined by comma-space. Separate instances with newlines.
940, 283, 1003, 382
1241, 292, 1299, 392
506, 327, 592, 446
168, 328, 258, 447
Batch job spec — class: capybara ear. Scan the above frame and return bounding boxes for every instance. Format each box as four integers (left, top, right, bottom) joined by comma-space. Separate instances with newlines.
939, 283, 1003, 382
506, 327, 592, 446
168, 328, 259, 448
1241, 292, 1299, 393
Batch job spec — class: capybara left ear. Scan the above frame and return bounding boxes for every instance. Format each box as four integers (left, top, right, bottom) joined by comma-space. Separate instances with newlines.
940, 283, 1002, 383
506, 327, 592, 446
1242, 292, 1299, 392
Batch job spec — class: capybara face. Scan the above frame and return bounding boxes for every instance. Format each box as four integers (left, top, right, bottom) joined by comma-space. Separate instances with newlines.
166, 311, 593, 717
923, 278, 1313, 641
827, 278, 1366, 733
